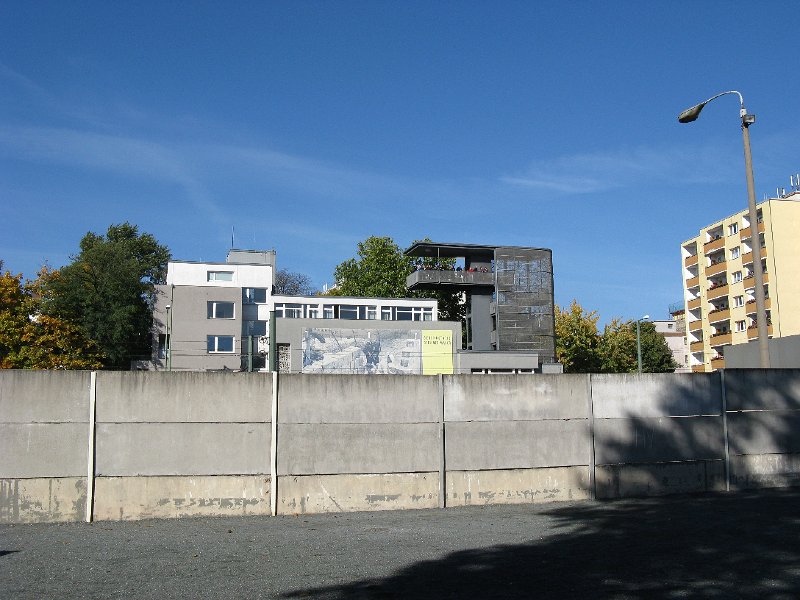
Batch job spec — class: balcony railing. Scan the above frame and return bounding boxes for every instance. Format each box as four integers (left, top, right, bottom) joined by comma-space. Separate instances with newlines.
685, 276, 700, 288
747, 324, 774, 339
687, 298, 701, 310
705, 261, 727, 277
711, 357, 726, 370
704, 237, 725, 253
406, 269, 494, 290
690, 340, 704, 352
684, 254, 699, 267
706, 284, 729, 300
692, 365, 707, 373
689, 320, 703, 332
709, 332, 732, 346
707, 308, 730, 323
740, 221, 765, 239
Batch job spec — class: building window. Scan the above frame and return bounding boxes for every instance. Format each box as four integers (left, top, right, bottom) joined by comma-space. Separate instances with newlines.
730, 247, 740, 260
243, 288, 267, 304
307, 306, 320, 319
207, 301, 235, 319
358, 305, 377, 320
207, 335, 235, 353
733, 295, 744, 308
381, 306, 393, 320
157, 334, 167, 359
207, 271, 233, 282
275, 303, 303, 318
339, 305, 358, 320
735, 320, 746, 332
732, 271, 743, 283
395, 307, 413, 321
243, 320, 267, 337
323, 305, 335, 319
728, 223, 738, 236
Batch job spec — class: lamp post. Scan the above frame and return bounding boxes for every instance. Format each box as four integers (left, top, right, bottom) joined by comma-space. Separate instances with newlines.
636, 315, 650, 374
678, 90, 770, 369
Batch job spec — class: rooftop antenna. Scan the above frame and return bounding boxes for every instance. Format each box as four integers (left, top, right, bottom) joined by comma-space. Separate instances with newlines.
231, 226, 235, 250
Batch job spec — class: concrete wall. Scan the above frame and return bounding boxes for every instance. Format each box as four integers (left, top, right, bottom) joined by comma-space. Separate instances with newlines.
725, 334, 800, 368
3, 369, 800, 523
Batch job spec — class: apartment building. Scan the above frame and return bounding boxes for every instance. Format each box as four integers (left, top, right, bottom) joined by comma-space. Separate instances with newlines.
681, 190, 800, 372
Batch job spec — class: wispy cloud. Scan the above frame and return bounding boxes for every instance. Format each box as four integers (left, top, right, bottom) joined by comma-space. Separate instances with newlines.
500, 144, 741, 195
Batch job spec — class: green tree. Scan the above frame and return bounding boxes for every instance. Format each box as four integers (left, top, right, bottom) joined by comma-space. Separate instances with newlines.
44, 223, 170, 369
331, 236, 465, 322
599, 319, 678, 373
0, 267, 102, 369
555, 300, 601, 373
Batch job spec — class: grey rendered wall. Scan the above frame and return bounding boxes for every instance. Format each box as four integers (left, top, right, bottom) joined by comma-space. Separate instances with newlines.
93, 371, 272, 520
725, 335, 800, 368
724, 369, 800, 489
592, 373, 726, 498
0, 370, 89, 522
276, 374, 440, 513
443, 374, 592, 505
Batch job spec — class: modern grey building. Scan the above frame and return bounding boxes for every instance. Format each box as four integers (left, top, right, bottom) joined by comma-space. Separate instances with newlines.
405, 242, 557, 364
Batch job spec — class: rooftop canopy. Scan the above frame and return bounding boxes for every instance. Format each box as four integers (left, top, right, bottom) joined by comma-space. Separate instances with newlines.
404, 241, 497, 259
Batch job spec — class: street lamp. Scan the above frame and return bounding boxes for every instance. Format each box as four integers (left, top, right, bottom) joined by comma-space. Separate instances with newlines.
636, 315, 650, 374
678, 90, 770, 369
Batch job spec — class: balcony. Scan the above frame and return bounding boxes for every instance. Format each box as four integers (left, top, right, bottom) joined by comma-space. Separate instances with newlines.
689, 320, 703, 332
704, 237, 725, 253
743, 271, 769, 285
741, 247, 767, 264
707, 308, 731, 323
747, 324, 774, 339
706, 284, 729, 300
692, 365, 707, 373
687, 297, 701, 310
406, 269, 494, 291
685, 275, 700, 289
705, 261, 727, 277
684, 254, 699, 267
690, 340, 704, 352
740, 221, 765, 239
745, 297, 772, 313
709, 332, 732, 346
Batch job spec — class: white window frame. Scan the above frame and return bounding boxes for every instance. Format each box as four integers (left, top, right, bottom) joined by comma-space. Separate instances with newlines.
728, 223, 738, 236
307, 306, 320, 319
733, 295, 744, 308
207, 271, 233, 282
732, 271, 743, 283
207, 301, 235, 319
243, 288, 267, 304
735, 320, 746, 332
730, 247, 740, 260
207, 335, 235, 353
381, 306, 393, 320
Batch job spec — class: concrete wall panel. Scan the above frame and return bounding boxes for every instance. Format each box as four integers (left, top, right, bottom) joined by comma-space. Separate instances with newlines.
729, 453, 800, 490
445, 420, 590, 471
278, 472, 438, 514
0, 370, 89, 423
592, 373, 721, 418
93, 475, 271, 521
96, 371, 271, 423
444, 374, 589, 421
725, 370, 800, 411
0, 477, 86, 523
727, 411, 800, 455
0, 423, 87, 477
595, 460, 725, 499
594, 416, 724, 464
96, 423, 270, 476
446, 466, 590, 506
279, 374, 439, 424
277, 423, 439, 475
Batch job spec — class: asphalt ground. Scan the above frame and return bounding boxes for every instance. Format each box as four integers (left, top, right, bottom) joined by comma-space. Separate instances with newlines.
2, 489, 800, 599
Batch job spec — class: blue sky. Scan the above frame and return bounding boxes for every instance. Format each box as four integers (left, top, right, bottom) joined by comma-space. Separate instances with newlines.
2, 1, 798, 325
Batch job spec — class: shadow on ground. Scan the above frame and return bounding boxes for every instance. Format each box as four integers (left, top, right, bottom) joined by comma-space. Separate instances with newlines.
284, 489, 800, 599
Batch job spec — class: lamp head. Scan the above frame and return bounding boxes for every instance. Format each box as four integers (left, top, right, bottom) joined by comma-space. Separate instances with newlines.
642, 314, 650, 320
678, 103, 705, 123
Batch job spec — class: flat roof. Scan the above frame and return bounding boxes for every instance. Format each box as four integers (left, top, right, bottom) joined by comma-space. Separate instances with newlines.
404, 241, 548, 258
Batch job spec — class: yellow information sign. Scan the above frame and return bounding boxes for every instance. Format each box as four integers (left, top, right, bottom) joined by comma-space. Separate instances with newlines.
422, 330, 454, 375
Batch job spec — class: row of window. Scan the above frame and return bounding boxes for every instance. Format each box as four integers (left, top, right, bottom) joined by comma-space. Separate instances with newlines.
274, 303, 433, 321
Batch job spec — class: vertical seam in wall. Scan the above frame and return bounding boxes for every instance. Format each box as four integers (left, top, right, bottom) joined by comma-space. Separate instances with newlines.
720, 370, 731, 492
270, 371, 279, 516
438, 373, 446, 509
86, 371, 97, 523
587, 374, 597, 501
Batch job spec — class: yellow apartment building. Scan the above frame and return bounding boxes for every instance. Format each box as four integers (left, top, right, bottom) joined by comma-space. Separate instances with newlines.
681, 191, 800, 372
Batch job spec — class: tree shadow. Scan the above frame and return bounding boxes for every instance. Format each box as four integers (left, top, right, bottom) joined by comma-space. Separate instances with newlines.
284, 369, 800, 598
282, 489, 800, 598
